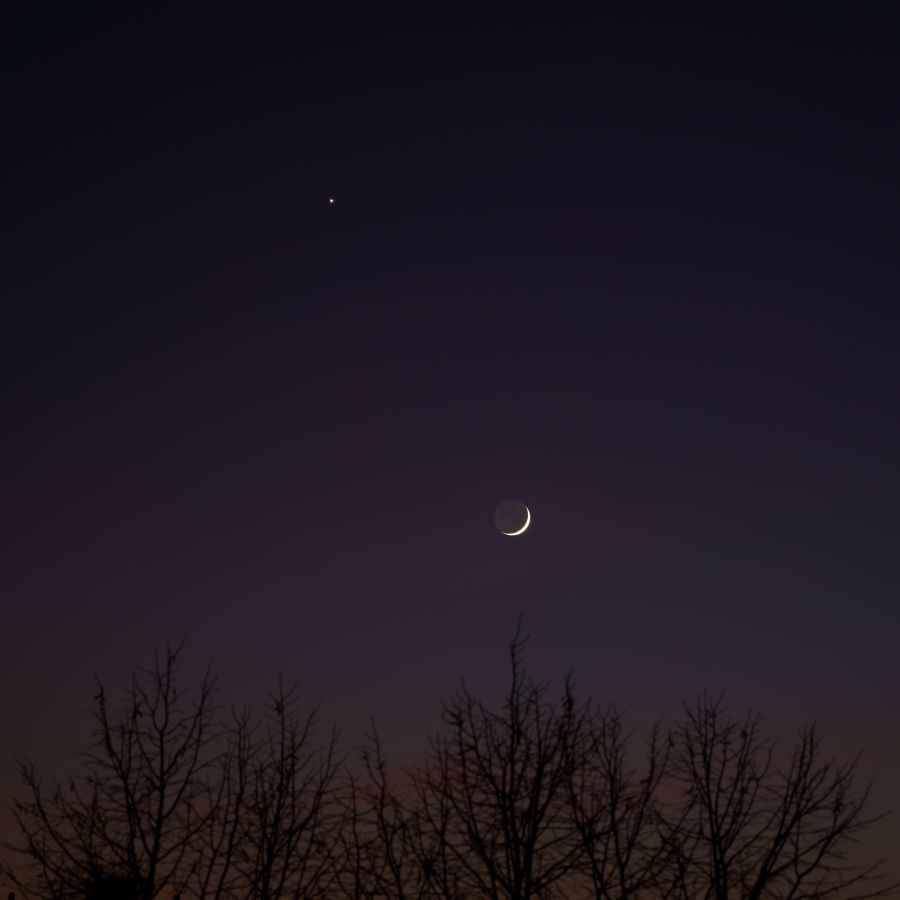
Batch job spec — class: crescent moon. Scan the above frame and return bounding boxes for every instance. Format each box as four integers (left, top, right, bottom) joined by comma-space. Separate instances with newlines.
502, 505, 531, 536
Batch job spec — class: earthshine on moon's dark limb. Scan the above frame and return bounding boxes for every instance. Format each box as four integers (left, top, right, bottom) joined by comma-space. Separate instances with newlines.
494, 500, 531, 536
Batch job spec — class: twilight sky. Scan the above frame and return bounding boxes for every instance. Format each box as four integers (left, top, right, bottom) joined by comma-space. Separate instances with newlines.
2, 5, 899, 880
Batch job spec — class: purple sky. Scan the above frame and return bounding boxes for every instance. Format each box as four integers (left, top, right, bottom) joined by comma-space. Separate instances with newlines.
2, 6, 899, 885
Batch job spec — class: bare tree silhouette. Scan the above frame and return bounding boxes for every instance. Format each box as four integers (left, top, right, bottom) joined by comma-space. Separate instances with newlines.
414, 629, 587, 900
3, 637, 896, 900
230, 680, 340, 900
1, 639, 217, 900
660, 695, 898, 900
189, 705, 253, 900
568, 707, 672, 900
334, 727, 423, 900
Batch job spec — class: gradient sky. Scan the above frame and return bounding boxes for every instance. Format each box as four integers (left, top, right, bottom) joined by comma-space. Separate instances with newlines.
2, 6, 898, 883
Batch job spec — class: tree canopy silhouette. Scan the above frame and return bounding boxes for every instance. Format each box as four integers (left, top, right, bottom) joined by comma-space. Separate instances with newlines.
2, 633, 895, 900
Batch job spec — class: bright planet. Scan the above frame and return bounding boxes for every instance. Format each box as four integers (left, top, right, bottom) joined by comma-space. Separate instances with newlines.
494, 500, 531, 536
